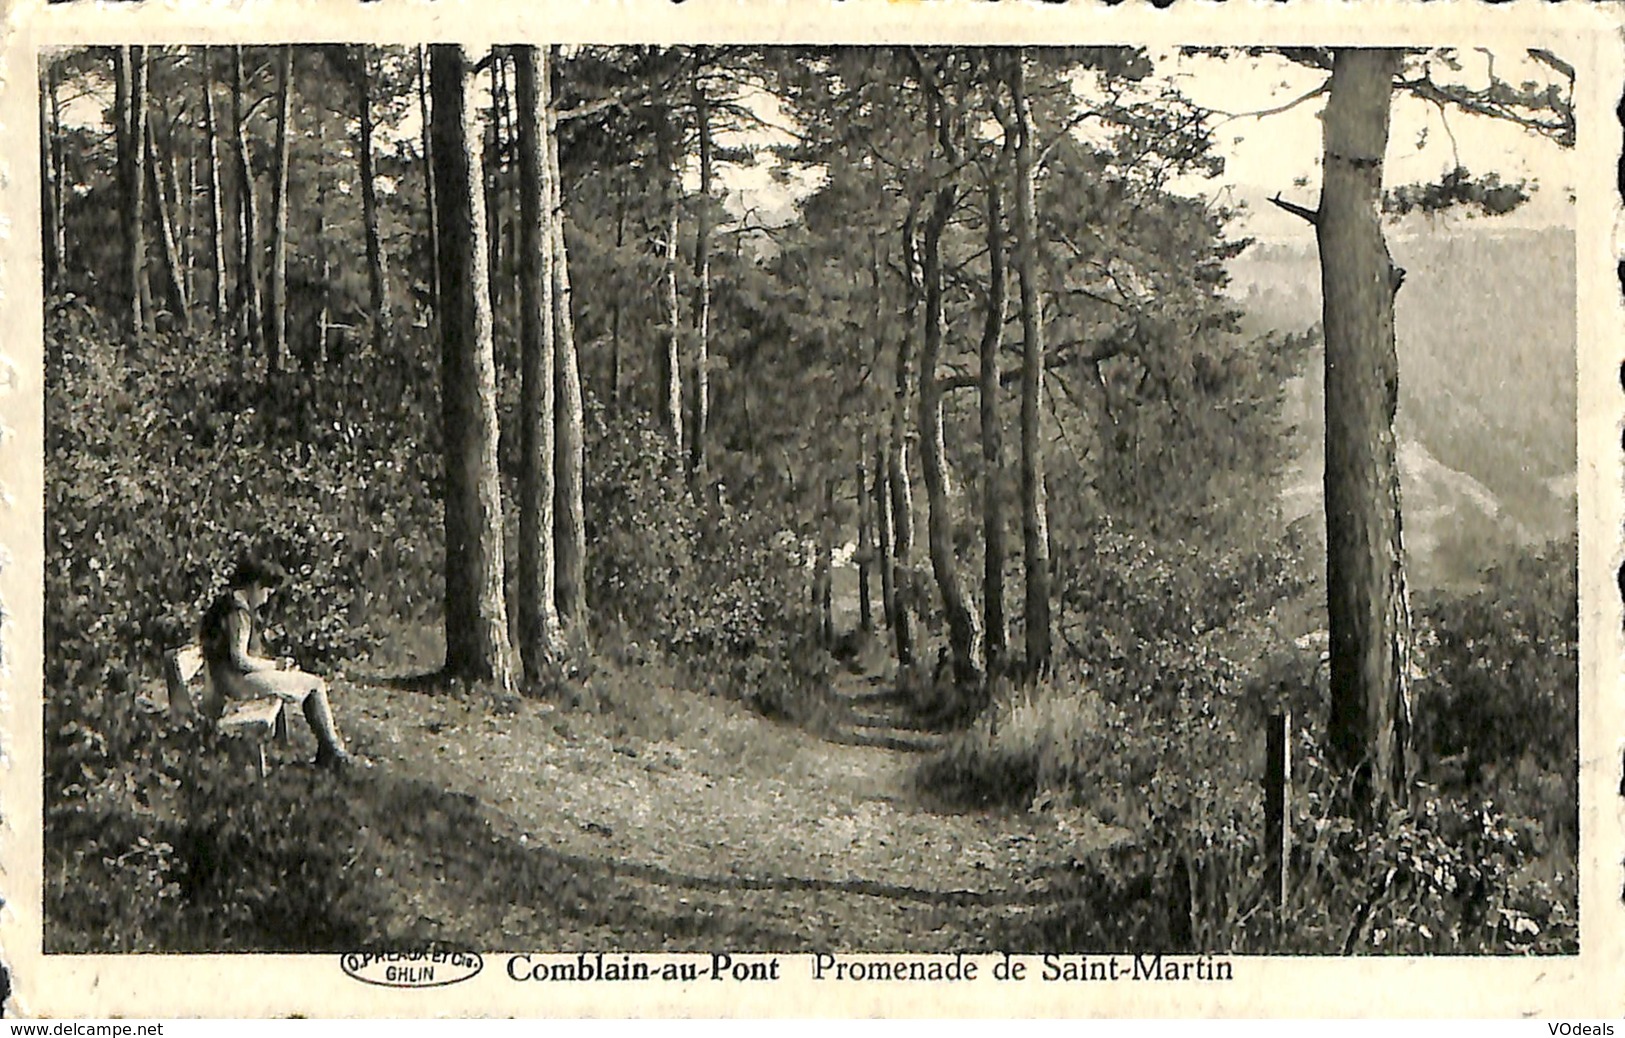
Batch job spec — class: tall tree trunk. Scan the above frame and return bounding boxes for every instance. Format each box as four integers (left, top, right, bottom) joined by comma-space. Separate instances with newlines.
485, 48, 506, 323
49, 63, 66, 290
876, 434, 895, 631
1010, 51, 1051, 681
815, 474, 835, 646
655, 108, 683, 454
688, 70, 713, 485
145, 117, 189, 327
231, 46, 261, 361
313, 118, 331, 371
40, 63, 60, 295
264, 45, 292, 374
980, 165, 1010, 682
355, 45, 390, 352
201, 48, 228, 325
513, 44, 563, 678
546, 50, 589, 630
869, 234, 894, 633
919, 185, 981, 690
418, 44, 440, 321
1319, 48, 1412, 812
429, 43, 516, 689
610, 173, 626, 405
857, 435, 874, 634
115, 46, 148, 338
888, 206, 920, 669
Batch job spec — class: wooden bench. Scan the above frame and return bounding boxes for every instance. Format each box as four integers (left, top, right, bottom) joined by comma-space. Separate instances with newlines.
164, 645, 288, 779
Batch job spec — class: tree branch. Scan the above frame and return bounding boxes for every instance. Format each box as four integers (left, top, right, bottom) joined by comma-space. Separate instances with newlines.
1270, 192, 1320, 226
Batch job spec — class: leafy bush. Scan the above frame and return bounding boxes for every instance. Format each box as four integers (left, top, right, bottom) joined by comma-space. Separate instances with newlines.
46, 298, 442, 692
1411, 535, 1578, 850
581, 401, 824, 713
925, 528, 1577, 955
45, 715, 388, 952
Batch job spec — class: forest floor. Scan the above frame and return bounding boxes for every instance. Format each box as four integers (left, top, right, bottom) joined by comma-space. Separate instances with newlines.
277, 621, 1131, 952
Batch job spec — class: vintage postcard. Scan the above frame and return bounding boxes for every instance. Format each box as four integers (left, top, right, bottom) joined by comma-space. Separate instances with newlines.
1, 0, 1620, 1019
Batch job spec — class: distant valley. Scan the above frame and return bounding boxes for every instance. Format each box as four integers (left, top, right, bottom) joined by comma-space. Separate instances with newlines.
1229, 225, 1577, 590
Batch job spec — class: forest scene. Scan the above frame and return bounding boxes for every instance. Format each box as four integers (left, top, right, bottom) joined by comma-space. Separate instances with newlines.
41, 43, 1579, 955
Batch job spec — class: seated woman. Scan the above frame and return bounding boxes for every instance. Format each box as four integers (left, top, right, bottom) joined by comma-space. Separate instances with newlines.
200, 554, 352, 768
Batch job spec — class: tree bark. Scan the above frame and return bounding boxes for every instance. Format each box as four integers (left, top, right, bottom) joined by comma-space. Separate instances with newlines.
656, 107, 683, 455
429, 43, 516, 689
857, 435, 874, 634
876, 434, 895, 631
888, 206, 920, 669
979, 166, 1010, 683
231, 46, 261, 361
354, 45, 391, 352
418, 45, 440, 322
264, 45, 293, 374
688, 70, 713, 486
1319, 48, 1412, 811
201, 48, 228, 325
513, 44, 564, 679
145, 117, 189, 328
815, 474, 835, 646
919, 184, 982, 690
610, 173, 626, 405
485, 48, 506, 323
40, 63, 60, 295
546, 51, 589, 630
115, 46, 148, 338
1010, 51, 1052, 681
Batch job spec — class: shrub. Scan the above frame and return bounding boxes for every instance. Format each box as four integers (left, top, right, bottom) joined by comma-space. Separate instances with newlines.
45, 717, 389, 953
581, 401, 824, 713
925, 528, 1578, 955
46, 299, 442, 692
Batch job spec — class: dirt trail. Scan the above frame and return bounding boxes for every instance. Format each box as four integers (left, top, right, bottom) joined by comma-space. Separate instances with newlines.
317, 639, 1126, 951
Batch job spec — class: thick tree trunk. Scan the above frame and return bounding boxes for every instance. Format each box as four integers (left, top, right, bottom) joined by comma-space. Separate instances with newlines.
201, 48, 228, 325
688, 74, 713, 485
513, 44, 563, 678
1010, 52, 1052, 681
429, 43, 516, 689
355, 45, 391, 352
264, 45, 293, 374
919, 186, 981, 690
546, 51, 589, 630
980, 170, 1010, 683
145, 118, 189, 328
231, 46, 261, 360
1319, 48, 1412, 812
656, 109, 683, 454
418, 45, 440, 321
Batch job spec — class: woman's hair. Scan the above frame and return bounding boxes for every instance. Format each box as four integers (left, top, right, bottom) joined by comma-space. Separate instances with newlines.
227, 554, 289, 591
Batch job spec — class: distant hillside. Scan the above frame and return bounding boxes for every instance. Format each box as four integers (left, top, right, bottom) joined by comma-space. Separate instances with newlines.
1232, 225, 1576, 589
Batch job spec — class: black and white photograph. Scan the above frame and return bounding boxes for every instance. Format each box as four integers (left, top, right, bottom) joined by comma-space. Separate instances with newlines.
8, 2, 1622, 1018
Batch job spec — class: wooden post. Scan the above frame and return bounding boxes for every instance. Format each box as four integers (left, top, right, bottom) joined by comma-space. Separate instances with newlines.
1264, 711, 1291, 913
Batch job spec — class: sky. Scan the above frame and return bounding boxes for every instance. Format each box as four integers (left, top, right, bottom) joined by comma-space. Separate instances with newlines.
710, 47, 1578, 242
1159, 49, 1577, 240
55, 45, 1577, 241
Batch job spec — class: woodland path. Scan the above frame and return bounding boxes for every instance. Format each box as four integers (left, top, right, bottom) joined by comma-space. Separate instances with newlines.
308, 627, 1128, 952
